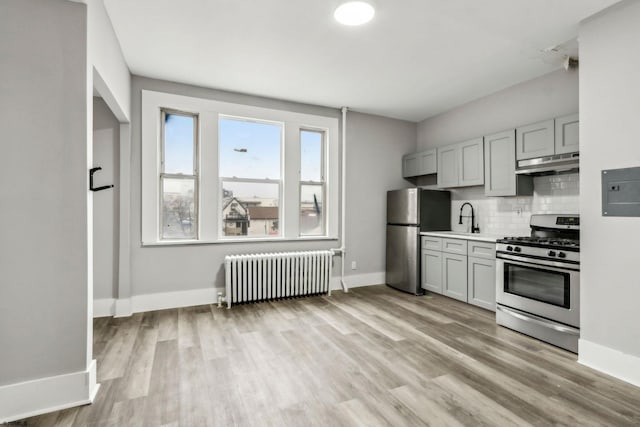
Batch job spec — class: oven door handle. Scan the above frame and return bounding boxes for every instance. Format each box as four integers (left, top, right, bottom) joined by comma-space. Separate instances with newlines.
497, 253, 580, 271
496, 305, 580, 335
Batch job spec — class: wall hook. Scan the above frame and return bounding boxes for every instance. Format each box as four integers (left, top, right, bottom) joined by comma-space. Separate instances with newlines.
89, 167, 114, 192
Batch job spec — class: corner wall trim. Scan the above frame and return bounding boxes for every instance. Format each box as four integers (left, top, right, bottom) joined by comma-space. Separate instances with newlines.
93, 298, 116, 317
578, 338, 640, 388
332, 271, 385, 290
0, 360, 99, 424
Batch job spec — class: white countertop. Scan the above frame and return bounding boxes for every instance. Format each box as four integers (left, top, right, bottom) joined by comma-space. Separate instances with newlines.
419, 231, 503, 243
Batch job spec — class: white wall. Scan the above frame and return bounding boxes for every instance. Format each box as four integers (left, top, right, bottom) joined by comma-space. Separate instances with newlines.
578, 0, 640, 385
447, 174, 579, 236
87, 0, 131, 121
127, 77, 416, 300
93, 97, 120, 300
0, 0, 97, 421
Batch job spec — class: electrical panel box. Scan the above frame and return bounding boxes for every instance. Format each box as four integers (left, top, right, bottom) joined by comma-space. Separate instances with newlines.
602, 167, 640, 216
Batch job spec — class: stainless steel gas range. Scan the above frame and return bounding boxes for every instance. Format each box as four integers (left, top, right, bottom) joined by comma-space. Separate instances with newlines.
496, 214, 580, 353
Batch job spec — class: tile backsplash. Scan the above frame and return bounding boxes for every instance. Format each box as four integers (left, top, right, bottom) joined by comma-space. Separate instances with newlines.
443, 173, 579, 236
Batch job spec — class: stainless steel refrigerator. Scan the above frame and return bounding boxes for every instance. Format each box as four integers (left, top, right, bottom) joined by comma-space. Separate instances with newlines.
386, 188, 451, 295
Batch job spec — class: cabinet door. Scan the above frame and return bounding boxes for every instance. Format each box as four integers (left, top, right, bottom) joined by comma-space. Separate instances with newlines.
442, 253, 467, 302
418, 149, 437, 175
402, 153, 419, 178
437, 145, 459, 188
467, 256, 496, 311
422, 250, 442, 294
485, 130, 516, 196
555, 113, 579, 155
459, 138, 484, 186
516, 119, 555, 160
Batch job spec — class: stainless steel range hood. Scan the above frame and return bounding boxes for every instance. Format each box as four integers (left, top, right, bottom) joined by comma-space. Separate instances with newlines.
515, 152, 579, 176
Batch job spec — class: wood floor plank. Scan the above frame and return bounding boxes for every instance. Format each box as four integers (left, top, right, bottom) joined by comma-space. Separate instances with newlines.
18, 285, 640, 427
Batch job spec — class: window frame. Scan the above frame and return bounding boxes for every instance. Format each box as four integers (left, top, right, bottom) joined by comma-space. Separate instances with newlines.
141, 90, 339, 246
159, 108, 199, 241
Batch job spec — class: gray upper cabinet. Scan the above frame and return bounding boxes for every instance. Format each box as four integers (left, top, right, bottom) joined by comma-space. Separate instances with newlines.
516, 119, 555, 160
418, 149, 437, 175
437, 138, 484, 188
555, 113, 579, 154
459, 138, 484, 186
484, 129, 533, 197
402, 153, 418, 178
402, 148, 437, 178
437, 145, 459, 187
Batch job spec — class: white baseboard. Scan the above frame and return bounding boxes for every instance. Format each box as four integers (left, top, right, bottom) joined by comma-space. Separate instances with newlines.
93, 298, 115, 318
0, 360, 99, 424
331, 271, 385, 290
579, 339, 640, 387
94, 271, 385, 317
131, 287, 222, 313
114, 297, 132, 318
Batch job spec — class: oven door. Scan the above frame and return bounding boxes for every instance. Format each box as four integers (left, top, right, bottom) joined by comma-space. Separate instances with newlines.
496, 254, 579, 327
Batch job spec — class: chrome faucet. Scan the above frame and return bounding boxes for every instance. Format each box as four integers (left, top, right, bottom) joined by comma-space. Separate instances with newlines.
459, 202, 480, 233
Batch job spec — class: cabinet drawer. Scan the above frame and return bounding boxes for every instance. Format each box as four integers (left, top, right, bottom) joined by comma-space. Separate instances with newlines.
467, 241, 496, 260
442, 238, 467, 255
421, 236, 442, 251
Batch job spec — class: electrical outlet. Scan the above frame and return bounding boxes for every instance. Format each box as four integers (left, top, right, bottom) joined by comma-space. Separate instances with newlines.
351, 261, 357, 270
515, 207, 522, 216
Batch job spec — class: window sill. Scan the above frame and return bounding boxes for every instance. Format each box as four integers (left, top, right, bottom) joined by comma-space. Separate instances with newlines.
141, 236, 339, 247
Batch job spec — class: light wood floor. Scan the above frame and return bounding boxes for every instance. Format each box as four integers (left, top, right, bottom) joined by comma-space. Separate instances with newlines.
21, 285, 640, 426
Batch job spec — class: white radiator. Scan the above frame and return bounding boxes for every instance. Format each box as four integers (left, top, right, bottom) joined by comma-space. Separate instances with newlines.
224, 250, 333, 308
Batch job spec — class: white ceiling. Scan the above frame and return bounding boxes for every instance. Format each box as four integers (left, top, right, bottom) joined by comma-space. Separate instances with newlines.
104, 0, 620, 122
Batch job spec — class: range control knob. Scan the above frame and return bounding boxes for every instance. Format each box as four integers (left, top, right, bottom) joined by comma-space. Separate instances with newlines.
548, 250, 557, 257
506, 246, 513, 251
558, 252, 567, 259
514, 247, 522, 253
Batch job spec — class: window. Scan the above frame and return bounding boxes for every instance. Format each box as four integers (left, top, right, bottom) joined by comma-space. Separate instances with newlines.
219, 117, 282, 238
300, 130, 325, 236
160, 110, 198, 240
141, 90, 339, 245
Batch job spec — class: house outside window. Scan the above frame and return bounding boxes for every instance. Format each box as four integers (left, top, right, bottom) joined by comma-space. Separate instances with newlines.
218, 117, 282, 238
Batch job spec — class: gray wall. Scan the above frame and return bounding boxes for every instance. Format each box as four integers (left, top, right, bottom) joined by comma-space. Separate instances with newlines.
416, 69, 580, 234
344, 112, 416, 279
0, 0, 89, 385
128, 77, 415, 296
579, 1, 640, 358
417, 69, 578, 149
93, 97, 120, 300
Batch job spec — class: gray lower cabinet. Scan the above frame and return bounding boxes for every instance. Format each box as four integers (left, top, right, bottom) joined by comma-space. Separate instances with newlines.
442, 253, 467, 302
421, 236, 496, 311
468, 256, 496, 311
421, 249, 442, 293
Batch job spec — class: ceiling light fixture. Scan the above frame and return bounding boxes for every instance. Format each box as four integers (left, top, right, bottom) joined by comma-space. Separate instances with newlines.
334, 1, 375, 26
